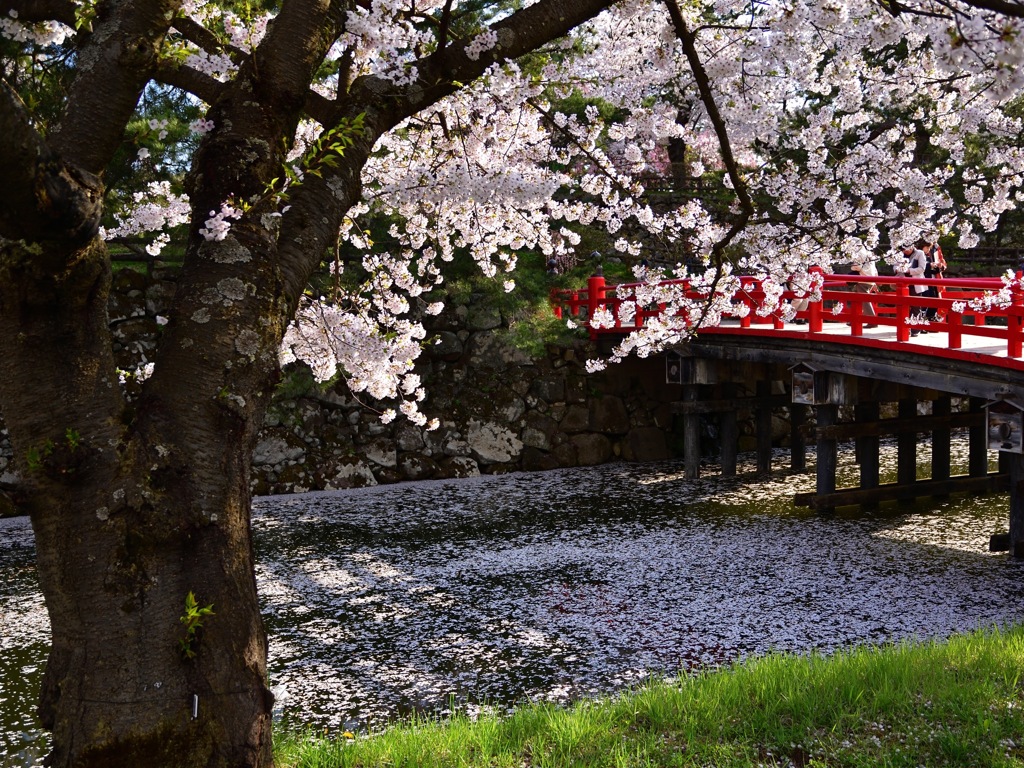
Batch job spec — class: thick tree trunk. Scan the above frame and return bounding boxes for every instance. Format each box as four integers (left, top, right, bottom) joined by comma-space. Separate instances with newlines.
0, 232, 275, 766
33, 477, 272, 768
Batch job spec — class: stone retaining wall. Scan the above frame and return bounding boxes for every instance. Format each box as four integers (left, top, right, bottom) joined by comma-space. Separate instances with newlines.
252, 299, 686, 494
0, 269, 693, 503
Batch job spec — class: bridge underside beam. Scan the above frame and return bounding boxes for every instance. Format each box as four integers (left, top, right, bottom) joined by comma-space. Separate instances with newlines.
812, 410, 984, 440
794, 472, 1009, 511
671, 393, 791, 414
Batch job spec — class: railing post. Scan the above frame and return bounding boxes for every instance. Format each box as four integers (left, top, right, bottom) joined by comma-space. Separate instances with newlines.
1010, 278, 1023, 358
587, 274, 606, 315
948, 309, 962, 349
808, 268, 824, 333
849, 292, 863, 336
741, 282, 755, 328
587, 273, 606, 341
569, 290, 580, 320
550, 288, 563, 320
896, 283, 910, 342
809, 297, 822, 333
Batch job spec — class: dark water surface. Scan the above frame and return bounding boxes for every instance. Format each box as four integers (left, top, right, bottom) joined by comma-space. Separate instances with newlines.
2, 442, 1023, 765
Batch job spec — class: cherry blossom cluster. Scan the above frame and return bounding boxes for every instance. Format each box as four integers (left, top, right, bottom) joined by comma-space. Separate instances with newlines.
15, 0, 1024, 423
465, 30, 498, 61
199, 202, 243, 241
339, 0, 442, 85
950, 271, 1024, 314
0, 10, 70, 46
540, 0, 1024, 366
171, 4, 271, 82
279, 297, 439, 429
102, 181, 192, 255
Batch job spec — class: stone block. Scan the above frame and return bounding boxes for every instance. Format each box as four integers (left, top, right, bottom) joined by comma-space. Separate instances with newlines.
530, 373, 566, 403
323, 460, 378, 489
437, 456, 480, 478
428, 331, 463, 361
395, 423, 425, 452
559, 404, 590, 433
521, 447, 560, 472
571, 433, 613, 465
522, 413, 558, 450
621, 427, 670, 462
399, 453, 440, 481
589, 396, 630, 434
552, 442, 577, 466
467, 420, 523, 464
363, 438, 397, 468
253, 433, 305, 467
467, 304, 503, 330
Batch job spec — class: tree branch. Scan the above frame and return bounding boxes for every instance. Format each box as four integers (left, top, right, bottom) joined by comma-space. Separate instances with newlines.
171, 14, 249, 63
0, 81, 102, 245
153, 59, 225, 105
663, 0, 754, 263
49, 0, 184, 173
436, 0, 455, 51
943, 0, 1024, 17
277, 0, 617, 311
342, 0, 612, 129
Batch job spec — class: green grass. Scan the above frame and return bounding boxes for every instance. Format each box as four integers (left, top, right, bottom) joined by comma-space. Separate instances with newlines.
274, 624, 1024, 767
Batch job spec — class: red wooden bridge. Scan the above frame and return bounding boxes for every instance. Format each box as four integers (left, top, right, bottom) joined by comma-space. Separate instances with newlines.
551, 271, 1024, 557
550, 272, 1024, 372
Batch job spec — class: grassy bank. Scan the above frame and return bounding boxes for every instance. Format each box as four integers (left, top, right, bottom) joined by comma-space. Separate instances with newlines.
274, 624, 1024, 768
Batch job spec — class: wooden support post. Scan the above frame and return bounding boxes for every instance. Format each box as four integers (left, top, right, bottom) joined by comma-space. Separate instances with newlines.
897, 398, 918, 487
757, 380, 773, 476
999, 449, 1012, 476
815, 403, 839, 513
1009, 280, 1023, 358
720, 382, 738, 477
1011, 453, 1024, 559
932, 395, 952, 486
856, 401, 880, 508
790, 403, 807, 472
683, 384, 701, 480
969, 396, 989, 478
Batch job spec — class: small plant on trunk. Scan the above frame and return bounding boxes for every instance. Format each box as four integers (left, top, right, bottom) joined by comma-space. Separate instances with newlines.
179, 591, 215, 660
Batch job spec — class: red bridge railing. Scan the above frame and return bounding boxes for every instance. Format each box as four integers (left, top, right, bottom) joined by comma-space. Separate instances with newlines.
550, 273, 1024, 364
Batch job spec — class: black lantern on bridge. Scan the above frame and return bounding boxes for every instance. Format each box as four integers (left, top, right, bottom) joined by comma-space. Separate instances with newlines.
986, 397, 1024, 453
666, 351, 684, 385
790, 363, 829, 405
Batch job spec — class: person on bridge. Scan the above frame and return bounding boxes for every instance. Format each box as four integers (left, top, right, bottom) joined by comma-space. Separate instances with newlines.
921, 238, 947, 321
900, 242, 930, 335
849, 255, 879, 326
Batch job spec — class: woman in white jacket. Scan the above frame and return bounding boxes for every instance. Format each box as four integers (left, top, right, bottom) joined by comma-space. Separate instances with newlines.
900, 242, 929, 335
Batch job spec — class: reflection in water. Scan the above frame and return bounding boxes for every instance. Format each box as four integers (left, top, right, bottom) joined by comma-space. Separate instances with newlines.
2, 439, 1023, 764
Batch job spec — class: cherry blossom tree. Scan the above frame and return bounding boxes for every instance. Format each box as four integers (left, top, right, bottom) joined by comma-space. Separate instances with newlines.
1, 0, 1023, 765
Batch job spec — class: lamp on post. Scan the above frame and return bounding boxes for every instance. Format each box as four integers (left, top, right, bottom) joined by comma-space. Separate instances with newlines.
790, 362, 828, 405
